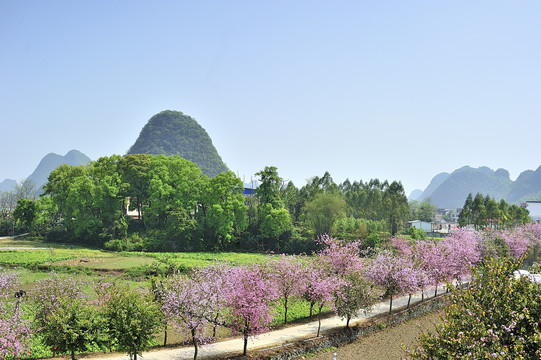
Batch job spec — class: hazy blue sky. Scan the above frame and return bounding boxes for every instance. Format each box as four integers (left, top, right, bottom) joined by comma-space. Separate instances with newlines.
1, 1, 540, 195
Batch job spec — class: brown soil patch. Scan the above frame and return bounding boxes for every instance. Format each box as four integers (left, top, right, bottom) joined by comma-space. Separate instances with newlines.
302, 310, 442, 360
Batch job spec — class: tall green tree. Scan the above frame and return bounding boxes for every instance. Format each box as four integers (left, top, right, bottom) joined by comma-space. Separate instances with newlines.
199, 171, 248, 250
303, 192, 347, 236
255, 166, 284, 209
383, 181, 409, 235
13, 198, 36, 233
118, 154, 152, 223
145, 155, 202, 228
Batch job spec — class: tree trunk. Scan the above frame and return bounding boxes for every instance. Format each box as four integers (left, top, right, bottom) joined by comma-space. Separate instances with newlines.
434, 286, 438, 297
71, 350, 75, 360
346, 315, 350, 328
213, 312, 219, 338
317, 304, 324, 337
164, 322, 168, 346
389, 294, 393, 314
284, 296, 288, 324
407, 294, 412, 308
309, 301, 314, 319
192, 328, 198, 360
243, 334, 248, 356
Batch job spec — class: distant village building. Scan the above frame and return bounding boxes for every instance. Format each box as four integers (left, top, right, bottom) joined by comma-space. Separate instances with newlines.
408, 220, 433, 232
523, 201, 541, 222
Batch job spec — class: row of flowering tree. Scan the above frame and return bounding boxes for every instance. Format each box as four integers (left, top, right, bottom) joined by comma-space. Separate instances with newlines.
1, 223, 540, 359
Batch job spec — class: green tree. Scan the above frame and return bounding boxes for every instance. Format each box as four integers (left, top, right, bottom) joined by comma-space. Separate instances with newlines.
383, 181, 410, 235
40, 298, 103, 360
458, 193, 473, 227
13, 198, 36, 233
118, 154, 152, 223
472, 192, 487, 229
255, 166, 284, 209
199, 171, 248, 250
103, 284, 162, 360
281, 181, 301, 222
260, 203, 292, 251
145, 155, 202, 229
410, 199, 436, 222
304, 192, 347, 236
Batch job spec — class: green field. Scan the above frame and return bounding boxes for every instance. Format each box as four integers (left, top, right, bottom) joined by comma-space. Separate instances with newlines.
0, 236, 271, 277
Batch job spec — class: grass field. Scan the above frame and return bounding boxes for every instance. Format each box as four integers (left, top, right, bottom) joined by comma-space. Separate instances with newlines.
0, 236, 271, 276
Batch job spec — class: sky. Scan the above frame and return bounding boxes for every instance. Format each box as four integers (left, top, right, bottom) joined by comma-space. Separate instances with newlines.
1, 1, 540, 196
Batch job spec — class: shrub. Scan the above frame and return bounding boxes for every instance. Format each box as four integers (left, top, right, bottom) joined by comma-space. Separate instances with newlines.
408, 256, 541, 359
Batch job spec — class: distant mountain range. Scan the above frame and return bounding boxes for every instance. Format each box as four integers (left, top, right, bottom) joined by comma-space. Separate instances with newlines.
409, 165, 541, 208
0, 150, 91, 193
127, 110, 228, 178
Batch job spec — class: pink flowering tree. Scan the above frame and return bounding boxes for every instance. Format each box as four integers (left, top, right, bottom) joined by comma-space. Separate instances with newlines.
415, 240, 450, 297
499, 227, 532, 259
162, 274, 216, 360
316, 234, 375, 327
190, 261, 232, 337
267, 254, 308, 324
441, 228, 481, 284
367, 250, 421, 314
317, 234, 363, 275
334, 269, 377, 327
0, 269, 32, 359
391, 235, 414, 258
223, 264, 278, 356
303, 259, 343, 336
162, 261, 233, 360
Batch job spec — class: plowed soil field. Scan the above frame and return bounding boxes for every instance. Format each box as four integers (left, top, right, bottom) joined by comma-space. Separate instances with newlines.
302, 310, 442, 360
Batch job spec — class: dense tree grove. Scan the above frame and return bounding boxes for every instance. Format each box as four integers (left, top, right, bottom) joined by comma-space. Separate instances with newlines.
0, 157, 413, 252
458, 192, 531, 229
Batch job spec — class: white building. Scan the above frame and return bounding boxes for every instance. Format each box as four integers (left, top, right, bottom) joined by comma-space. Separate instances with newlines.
408, 220, 433, 232
524, 201, 541, 222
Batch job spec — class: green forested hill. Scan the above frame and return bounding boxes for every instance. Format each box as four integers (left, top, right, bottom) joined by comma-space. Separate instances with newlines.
127, 110, 228, 177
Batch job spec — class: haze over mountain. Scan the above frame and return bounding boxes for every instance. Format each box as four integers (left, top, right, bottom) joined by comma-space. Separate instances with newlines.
411, 165, 541, 208
0, 150, 91, 193
28, 150, 92, 191
0, 179, 17, 193
127, 110, 228, 178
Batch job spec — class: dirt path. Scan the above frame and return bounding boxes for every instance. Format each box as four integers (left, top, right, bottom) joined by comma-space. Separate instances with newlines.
302, 310, 442, 360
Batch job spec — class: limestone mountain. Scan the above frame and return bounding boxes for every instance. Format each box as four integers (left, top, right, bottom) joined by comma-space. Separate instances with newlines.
408, 189, 423, 201
0, 179, 17, 193
127, 110, 228, 177
417, 172, 450, 201
418, 165, 541, 208
507, 165, 541, 203
27, 150, 92, 191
